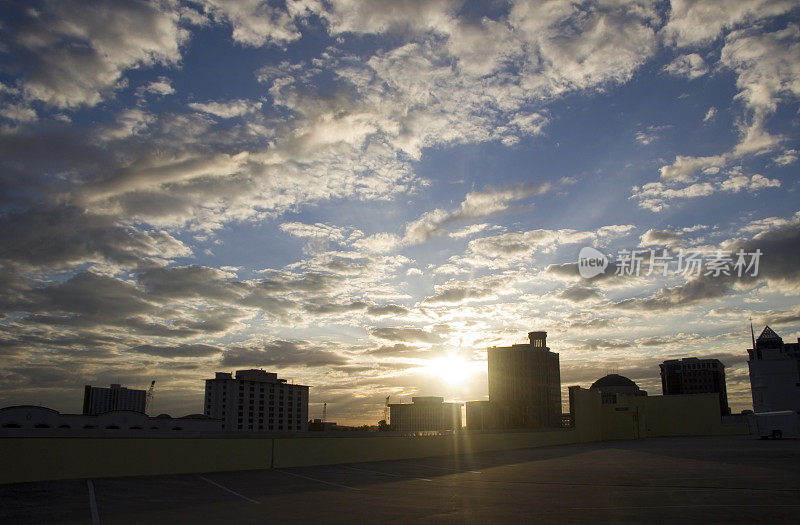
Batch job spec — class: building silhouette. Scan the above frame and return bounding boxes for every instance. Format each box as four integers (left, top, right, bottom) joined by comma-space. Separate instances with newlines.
590, 374, 647, 405
465, 400, 500, 430
487, 331, 561, 428
389, 397, 462, 432
83, 383, 146, 415
748, 325, 800, 413
659, 358, 729, 415
204, 369, 309, 431
1, 406, 221, 432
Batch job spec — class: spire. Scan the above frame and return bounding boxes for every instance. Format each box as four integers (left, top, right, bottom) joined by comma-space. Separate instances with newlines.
749, 316, 755, 349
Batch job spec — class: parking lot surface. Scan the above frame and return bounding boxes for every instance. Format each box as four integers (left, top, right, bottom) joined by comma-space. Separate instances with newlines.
1, 435, 799, 524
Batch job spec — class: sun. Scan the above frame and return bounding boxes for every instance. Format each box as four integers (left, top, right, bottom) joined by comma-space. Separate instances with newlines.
423, 354, 476, 385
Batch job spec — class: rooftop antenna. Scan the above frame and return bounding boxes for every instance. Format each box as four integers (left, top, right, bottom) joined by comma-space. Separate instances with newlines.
384, 395, 390, 422
749, 316, 756, 349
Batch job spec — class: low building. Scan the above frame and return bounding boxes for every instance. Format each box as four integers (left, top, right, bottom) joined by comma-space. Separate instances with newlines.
590, 374, 647, 404
568, 386, 745, 442
748, 325, 800, 414
660, 357, 729, 415
465, 400, 500, 430
0, 406, 222, 433
83, 383, 147, 415
389, 397, 462, 432
204, 369, 310, 432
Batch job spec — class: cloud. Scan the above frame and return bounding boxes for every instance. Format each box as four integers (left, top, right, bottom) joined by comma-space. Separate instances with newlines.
221, 339, 349, 367
137, 76, 175, 98
0, 206, 191, 271
773, 149, 798, 165
663, 53, 709, 79
368, 326, 442, 344
640, 229, 684, 248
632, 167, 780, 211
613, 221, 800, 311
421, 273, 520, 305
661, 0, 796, 48
703, 106, 717, 122
556, 285, 602, 303
402, 182, 553, 244
199, 0, 306, 47
8, 0, 188, 108
131, 343, 222, 358
188, 99, 263, 118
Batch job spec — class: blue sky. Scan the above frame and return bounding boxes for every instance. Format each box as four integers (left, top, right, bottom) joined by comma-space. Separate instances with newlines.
1, 0, 799, 423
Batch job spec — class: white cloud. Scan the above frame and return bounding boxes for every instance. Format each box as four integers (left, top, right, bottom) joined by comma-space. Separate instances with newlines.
703, 106, 717, 122
663, 53, 709, 79
12, 0, 187, 108
658, 155, 727, 182
661, 0, 796, 48
199, 0, 308, 47
773, 149, 798, 165
632, 167, 780, 211
403, 183, 553, 245
138, 76, 175, 97
188, 99, 263, 118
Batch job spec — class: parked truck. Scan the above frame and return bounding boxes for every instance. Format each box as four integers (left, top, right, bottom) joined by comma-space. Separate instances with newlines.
747, 411, 799, 439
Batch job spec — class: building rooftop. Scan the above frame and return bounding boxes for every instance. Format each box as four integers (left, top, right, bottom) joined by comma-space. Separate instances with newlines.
590, 374, 638, 390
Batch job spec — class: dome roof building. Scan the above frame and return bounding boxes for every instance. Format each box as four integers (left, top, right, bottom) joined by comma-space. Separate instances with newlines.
589, 374, 647, 404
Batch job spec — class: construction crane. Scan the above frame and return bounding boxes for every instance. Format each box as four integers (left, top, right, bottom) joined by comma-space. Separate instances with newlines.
322, 402, 327, 423
145, 380, 155, 416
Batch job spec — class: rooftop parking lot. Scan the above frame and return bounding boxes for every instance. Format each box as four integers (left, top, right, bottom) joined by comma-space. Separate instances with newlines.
2, 435, 799, 524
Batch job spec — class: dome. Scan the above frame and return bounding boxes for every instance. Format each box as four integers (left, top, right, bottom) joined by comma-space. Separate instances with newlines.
590, 374, 638, 390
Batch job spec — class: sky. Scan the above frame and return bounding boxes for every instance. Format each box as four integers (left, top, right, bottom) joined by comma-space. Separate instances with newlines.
1, 0, 800, 425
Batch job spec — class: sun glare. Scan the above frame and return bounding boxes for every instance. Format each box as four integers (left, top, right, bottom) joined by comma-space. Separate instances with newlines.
424, 355, 475, 385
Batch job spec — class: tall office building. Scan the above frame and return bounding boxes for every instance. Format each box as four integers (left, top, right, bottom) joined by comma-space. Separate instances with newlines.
204, 369, 309, 431
389, 396, 462, 432
488, 331, 561, 428
82, 384, 147, 415
659, 358, 729, 415
748, 326, 800, 413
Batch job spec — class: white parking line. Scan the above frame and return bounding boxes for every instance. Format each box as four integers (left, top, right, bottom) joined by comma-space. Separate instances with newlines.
86, 480, 100, 525
197, 475, 260, 504
275, 469, 361, 490
341, 465, 432, 482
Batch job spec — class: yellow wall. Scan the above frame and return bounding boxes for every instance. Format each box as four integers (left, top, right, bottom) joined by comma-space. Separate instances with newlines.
570, 388, 748, 441
0, 391, 749, 484
0, 438, 272, 484
273, 430, 577, 468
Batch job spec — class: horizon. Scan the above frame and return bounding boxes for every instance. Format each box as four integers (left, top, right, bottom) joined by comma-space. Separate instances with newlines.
1, 1, 800, 426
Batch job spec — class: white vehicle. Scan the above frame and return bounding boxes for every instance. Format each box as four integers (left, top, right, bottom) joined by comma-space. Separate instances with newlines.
748, 411, 799, 439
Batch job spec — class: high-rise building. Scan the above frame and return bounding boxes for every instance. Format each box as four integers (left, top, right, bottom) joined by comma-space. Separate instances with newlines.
388, 396, 462, 432
659, 358, 729, 415
204, 369, 309, 431
487, 331, 561, 428
748, 326, 800, 414
82, 384, 146, 415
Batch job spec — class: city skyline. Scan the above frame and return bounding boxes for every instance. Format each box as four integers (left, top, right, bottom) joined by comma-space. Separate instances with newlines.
1, 1, 800, 424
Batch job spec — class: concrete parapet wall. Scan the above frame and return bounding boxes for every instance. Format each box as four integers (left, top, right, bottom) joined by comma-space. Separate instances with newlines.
0, 390, 750, 484
273, 429, 578, 468
0, 438, 272, 484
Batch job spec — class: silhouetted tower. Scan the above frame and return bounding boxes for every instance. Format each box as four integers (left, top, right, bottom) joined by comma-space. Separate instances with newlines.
322, 402, 327, 423
488, 331, 561, 429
